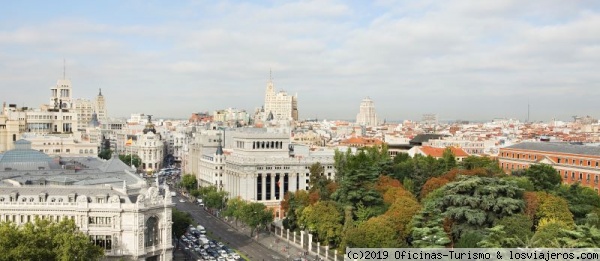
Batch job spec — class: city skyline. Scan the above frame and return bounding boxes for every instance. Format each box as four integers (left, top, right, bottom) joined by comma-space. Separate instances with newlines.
1, 1, 599, 122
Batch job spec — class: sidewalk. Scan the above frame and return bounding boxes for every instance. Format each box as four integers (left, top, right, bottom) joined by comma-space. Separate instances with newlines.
206, 210, 315, 260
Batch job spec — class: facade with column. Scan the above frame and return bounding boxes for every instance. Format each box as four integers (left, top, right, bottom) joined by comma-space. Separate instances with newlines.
197, 128, 336, 219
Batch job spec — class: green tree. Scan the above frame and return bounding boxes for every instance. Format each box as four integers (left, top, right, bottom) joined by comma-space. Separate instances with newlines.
492, 214, 534, 247
344, 216, 400, 248
98, 149, 112, 160
531, 220, 569, 247
455, 230, 485, 248
282, 190, 310, 231
409, 191, 450, 248
240, 202, 274, 237
308, 162, 334, 201
172, 209, 193, 238
535, 193, 575, 228
223, 197, 248, 226
524, 164, 561, 191
0, 218, 103, 261
459, 156, 503, 174
180, 174, 198, 192
118, 154, 142, 168
441, 148, 457, 171
438, 176, 525, 240
204, 189, 228, 210
555, 222, 600, 247
554, 183, 600, 223
299, 200, 343, 245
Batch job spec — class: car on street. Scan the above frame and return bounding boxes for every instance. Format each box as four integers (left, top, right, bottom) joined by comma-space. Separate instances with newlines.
179, 199, 185, 203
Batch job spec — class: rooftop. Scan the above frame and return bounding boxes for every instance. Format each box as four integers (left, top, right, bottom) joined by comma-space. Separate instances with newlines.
505, 142, 600, 156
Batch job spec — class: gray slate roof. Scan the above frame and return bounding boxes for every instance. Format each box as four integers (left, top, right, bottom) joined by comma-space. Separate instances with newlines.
506, 142, 600, 156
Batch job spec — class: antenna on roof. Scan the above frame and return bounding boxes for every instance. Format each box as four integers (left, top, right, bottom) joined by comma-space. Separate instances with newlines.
63, 58, 66, 79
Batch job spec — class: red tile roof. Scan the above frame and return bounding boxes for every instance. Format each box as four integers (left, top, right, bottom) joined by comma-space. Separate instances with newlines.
419, 146, 469, 158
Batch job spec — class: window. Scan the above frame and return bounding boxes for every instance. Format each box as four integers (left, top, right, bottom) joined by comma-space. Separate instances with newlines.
557, 158, 561, 163
145, 217, 159, 247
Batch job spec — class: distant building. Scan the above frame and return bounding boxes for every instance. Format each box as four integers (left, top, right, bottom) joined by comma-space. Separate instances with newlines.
95, 88, 108, 123
499, 142, 600, 193
409, 134, 449, 146
189, 112, 212, 123
339, 135, 383, 148
356, 97, 378, 127
263, 71, 298, 121
422, 114, 438, 125
72, 98, 94, 130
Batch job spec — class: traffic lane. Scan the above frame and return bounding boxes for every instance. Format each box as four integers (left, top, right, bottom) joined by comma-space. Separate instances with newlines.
186, 207, 275, 261
175, 199, 284, 261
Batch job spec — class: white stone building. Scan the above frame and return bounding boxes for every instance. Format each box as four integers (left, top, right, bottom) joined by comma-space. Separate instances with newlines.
197, 128, 336, 219
72, 98, 94, 130
22, 133, 98, 157
356, 97, 378, 127
0, 140, 173, 260
263, 72, 298, 122
137, 116, 164, 172
0, 104, 26, 152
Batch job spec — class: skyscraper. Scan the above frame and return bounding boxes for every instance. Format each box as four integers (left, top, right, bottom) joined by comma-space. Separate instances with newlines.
356, 97, 378, 127
263, 70, 298, 121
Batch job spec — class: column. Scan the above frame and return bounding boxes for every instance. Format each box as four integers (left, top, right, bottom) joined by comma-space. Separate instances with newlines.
287, 228, 290, 242
326, 246, 329, 259
317, 242, 320, 256
279, 174, 284, 200
270, 174, 275, 201
335, 250, 338, 261
308, 233, 313, 254
261, 174, 266, 201
300, 231, 304, 248
293, 231, 297, 244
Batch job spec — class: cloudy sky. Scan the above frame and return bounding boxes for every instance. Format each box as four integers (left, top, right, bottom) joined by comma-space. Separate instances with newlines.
1, 1, 599, 122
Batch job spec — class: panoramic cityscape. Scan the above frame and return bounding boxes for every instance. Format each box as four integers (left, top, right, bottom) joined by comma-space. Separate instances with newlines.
2, 1, 600, 261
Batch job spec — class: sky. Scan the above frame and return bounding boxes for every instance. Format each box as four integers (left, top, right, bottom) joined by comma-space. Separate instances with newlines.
1, 0, 599, 122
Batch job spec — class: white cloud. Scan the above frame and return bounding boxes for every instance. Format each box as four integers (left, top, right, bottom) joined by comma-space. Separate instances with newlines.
0, 1, 599, 121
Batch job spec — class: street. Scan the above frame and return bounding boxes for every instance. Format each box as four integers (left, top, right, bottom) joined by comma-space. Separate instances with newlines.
174, 194, 287, 261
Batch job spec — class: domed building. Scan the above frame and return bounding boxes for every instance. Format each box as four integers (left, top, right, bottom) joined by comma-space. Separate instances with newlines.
0, 139, 173, 260
138, 115, 164, 172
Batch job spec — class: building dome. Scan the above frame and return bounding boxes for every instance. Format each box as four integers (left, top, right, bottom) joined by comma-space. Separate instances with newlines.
143, 115, 157, 134
0, 140, 55, 170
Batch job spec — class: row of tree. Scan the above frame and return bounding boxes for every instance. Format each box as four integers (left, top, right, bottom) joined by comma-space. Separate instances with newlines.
222, 197, 274, 237
178, 175, 274, 237
281, 145, 600, 250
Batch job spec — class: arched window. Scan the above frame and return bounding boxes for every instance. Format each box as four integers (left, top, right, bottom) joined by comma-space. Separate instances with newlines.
145, 216, 160, 247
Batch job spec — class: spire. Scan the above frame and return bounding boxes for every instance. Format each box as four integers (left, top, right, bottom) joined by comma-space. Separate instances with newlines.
216, 133, 224, 155
63, 58, 66, 79
99, 88, 103, 96
269, 68, 272, 82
